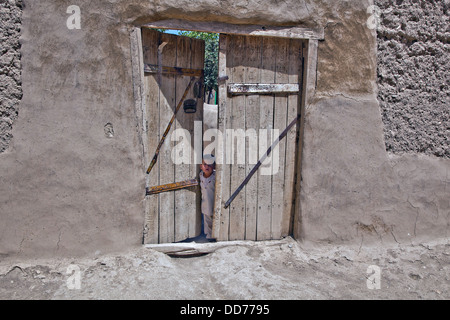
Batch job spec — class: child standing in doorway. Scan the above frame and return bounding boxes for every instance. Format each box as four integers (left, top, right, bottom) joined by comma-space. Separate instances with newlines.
200, 154, 216, 242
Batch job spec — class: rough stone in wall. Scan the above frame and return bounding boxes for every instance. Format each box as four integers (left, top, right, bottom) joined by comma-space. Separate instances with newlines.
0, 0, 22, 153
375, 0, 449, 158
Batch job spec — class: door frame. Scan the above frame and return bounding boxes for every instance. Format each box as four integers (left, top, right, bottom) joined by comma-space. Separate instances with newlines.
130, 21, 323, 243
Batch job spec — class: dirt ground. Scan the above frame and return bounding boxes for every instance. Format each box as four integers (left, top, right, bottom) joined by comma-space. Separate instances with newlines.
0, 236, 448, 300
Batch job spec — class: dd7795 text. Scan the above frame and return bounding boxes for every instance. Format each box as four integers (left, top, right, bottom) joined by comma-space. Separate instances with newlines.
224, 304, 269, 315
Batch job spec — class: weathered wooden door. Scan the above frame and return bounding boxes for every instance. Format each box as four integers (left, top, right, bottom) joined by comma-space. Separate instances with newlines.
213, 34, 304, 241
142, 28, 205, 244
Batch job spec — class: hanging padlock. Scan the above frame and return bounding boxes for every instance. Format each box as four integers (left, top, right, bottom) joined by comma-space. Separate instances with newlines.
183, 99, 197, 113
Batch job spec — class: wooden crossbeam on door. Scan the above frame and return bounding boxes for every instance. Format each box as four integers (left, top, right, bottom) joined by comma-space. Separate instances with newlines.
146, 179, 198, 195
228, 83, 300, 95
144, 63, 204, 77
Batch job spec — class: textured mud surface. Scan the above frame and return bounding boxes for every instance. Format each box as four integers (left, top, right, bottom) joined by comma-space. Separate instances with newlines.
375, 0, 449, 157
0, 0, 22, 153
0, 237, 448, 300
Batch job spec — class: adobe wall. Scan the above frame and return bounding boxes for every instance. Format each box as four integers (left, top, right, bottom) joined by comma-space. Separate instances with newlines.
0, 0, 22, 153
376, 0, 449, 158
298, 0, 449, 245
0, 0, 448, 258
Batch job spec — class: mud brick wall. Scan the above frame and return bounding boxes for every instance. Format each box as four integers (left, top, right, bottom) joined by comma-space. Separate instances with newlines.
1, 1, 448, 158
375, 0, 449, 157
0, 0, 22, 153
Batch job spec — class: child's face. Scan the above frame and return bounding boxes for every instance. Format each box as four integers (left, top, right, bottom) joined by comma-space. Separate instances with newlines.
200, 160, 214, 177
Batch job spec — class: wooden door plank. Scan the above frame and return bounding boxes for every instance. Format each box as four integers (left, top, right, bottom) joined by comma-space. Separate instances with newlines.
271, 38, 290, 240
221, 34, 236, 241
213, 34, 230, 241
174, 35, 192, 242
282, 39, 302, 237
190, 37, 205, 238
158, 32, 177, 243
228, 35, 246, 240
244, 35, 262, 240
142, 28, 160, 244
257, 36, 276, 240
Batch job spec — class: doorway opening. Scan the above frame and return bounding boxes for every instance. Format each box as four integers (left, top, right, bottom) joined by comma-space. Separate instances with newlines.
133, 21, 322, 244
153, 28, 219, 104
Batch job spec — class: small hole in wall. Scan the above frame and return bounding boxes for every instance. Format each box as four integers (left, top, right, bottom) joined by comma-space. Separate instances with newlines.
104, 123, 114, 138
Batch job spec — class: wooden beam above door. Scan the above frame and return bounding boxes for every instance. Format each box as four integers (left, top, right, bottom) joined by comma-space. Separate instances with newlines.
228, 83, 300, 95
143, 20, 324, 40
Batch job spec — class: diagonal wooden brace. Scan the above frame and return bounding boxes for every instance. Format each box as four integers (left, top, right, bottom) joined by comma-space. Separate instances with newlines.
146, 76, 196, 175
224, 115, 300, 209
